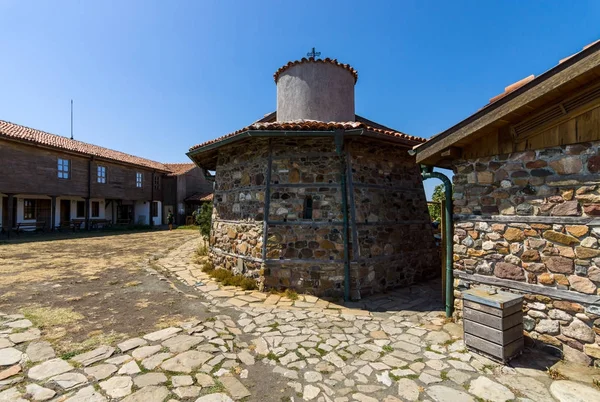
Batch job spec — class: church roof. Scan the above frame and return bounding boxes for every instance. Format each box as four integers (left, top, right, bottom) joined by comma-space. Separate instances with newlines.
189, 114, 425, 152
273, 57, 358, 83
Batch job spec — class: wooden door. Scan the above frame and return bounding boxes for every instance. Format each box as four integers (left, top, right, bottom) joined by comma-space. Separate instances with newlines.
60, 200, 71, 223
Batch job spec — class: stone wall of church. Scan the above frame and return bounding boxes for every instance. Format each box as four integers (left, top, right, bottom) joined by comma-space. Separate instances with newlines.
451, 143, 600, 365
347, 139, 439, 297
208, 135, 440, 298
209, 139, 269, 278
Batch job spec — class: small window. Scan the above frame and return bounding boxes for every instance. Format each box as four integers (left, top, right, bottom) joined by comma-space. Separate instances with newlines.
151, 201, 159, 218
136, 172, 143, 188
97, 166, 107, 183
76, 201, 85, 217
58, 158, 70, 179
24, 199, 36, 220
91, 201, 100, 218
153, 175, 160, 190
303, 196, 313, 220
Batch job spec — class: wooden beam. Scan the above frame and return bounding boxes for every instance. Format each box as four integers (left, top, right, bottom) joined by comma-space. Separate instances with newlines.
440, 146, 462, 159
455, 271, 600, 305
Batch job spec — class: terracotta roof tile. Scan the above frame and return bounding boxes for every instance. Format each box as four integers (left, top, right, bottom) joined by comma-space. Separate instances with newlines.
163, 163, 196, 176
274, 57, 358, 83
185, 192, 214, 202
189, 119, 425, 151
487, 39, 600, 106
0, 119, 170, 171
488, 75, 535, 104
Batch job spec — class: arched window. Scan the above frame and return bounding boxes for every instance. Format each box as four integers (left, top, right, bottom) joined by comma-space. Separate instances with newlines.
303, 196, 313, 220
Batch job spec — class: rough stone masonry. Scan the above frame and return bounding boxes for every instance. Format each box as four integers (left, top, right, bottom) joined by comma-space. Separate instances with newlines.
209, 136, 439, 299
452, 142, 600, 366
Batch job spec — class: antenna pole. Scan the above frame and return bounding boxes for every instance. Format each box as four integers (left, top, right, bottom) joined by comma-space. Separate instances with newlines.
70, 100, 74, 140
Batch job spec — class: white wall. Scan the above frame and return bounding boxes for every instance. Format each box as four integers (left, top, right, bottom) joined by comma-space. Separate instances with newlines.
89, 198, 106, 219
133, 200, 162, 225
135, 200, 150, 225
152, 201, 162, 226
51, 198, 107, 227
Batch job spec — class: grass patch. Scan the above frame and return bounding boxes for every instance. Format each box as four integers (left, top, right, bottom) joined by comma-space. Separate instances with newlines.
440, 370, 448, 380
382, 345, 394, 353
21, 306, 84, 328
196, 243, 209, 256
414, 358, 424, 363
60, 351, 78, 360
266, 352, 280, 362
442, 339, 456, 346
285, 289, 299, 301
177, 225, 199, 230
547, 367, 567, 380
201, 267, 257, 290
202, 379, 226, 394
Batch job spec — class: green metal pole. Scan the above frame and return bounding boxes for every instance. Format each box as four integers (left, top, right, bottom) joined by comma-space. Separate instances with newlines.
335, 131, 351, 302
421, 167, 454, 318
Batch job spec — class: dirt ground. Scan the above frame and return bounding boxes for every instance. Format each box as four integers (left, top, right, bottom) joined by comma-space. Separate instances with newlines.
0, 229, 215, 356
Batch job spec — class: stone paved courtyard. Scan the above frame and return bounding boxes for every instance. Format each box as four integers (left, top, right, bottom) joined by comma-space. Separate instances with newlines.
1, 234, 600, 401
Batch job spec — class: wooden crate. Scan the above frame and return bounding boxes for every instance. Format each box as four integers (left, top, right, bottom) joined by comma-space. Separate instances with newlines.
462, 288, 524, 363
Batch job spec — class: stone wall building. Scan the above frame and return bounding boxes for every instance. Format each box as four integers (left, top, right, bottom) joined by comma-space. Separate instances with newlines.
188, 57, 439, 298
415, 40, 600, 365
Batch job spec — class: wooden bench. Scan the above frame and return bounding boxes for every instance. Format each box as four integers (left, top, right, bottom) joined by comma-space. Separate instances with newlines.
90, 219, 112, 229
115, 219, 131, 227
71, 219, 85, 231
14, 221, 47, 234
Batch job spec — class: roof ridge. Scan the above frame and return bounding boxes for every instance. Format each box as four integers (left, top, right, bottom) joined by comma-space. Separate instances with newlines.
188, 118, 425, 151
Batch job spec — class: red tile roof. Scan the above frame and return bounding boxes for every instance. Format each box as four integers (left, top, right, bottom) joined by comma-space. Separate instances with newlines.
274, 57, 358, 83
189, 119, 426, 151
487, 39, 599, 106
185, 192, 213, 202
163, 163, 196, 176
0, 119, 172, 172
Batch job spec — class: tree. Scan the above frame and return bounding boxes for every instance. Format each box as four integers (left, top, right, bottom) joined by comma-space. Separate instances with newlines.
428, 183, 446, 222
193, 202, 212, 238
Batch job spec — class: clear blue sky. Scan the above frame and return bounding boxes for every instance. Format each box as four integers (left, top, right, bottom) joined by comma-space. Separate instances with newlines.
2, 1, 599, 198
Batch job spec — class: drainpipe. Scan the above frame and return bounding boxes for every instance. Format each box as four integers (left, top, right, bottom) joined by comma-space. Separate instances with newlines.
335, 130, 351, 302
150, 171, 155, 227
420, 165, 454, 318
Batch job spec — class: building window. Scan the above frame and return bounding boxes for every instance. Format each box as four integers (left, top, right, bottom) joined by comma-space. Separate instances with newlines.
58, 158, 70, 179
136, 172, 143, 188
91, 201, 100, 218
24, 199, 36, 220
151, 201, 159, 218
153, 175, 160, 190
76, 201, 85, 217
97, 166, 107, 183
303, 196, 313, 220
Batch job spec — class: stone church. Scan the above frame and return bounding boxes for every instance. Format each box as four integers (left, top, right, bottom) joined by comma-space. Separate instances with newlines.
187, 56, 438, 299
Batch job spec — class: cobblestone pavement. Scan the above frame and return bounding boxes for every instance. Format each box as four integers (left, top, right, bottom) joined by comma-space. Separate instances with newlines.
2, 236, 600, 402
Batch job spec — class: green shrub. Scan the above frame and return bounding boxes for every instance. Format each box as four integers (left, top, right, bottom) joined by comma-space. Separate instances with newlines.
204, 268, 256, 290
192, 203, 212, 238
285, 289, 299, 301
201, 260, 215, 273
197, 243, 209, 257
